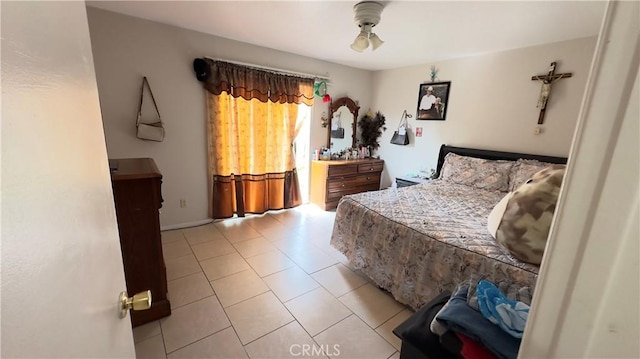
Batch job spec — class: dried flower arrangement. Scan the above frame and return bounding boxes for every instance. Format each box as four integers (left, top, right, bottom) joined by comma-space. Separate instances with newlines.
357, 111, 387, 153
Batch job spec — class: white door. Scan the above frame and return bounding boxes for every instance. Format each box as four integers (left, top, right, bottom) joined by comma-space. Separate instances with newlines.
1, 1, 136, 358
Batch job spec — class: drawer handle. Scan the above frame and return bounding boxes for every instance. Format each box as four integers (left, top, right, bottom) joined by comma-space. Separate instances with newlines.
341, 183, 345, 187
367, 177, 371, 180
369, 167, 373, 171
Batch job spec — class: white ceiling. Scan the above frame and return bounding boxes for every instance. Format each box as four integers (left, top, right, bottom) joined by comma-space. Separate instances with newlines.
88, 1, 606, 71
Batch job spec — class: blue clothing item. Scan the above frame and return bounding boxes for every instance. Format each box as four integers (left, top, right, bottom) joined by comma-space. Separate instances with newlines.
477, 280, 530, 338
435, 285, 521, 359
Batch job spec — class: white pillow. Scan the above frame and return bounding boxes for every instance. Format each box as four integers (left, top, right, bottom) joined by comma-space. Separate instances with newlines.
487, 192, 513, 238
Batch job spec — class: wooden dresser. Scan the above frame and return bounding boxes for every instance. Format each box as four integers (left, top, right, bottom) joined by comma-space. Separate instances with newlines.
310, 159, 384, 210
110, 158, 171, 327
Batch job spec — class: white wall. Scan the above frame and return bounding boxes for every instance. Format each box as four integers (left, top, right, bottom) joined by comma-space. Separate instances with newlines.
371, 37, 597, 187
86, 7, 372, 227
88, 7, 598, 223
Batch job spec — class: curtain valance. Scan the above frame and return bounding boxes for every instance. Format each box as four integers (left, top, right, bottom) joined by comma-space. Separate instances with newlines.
201, 59, 314, 106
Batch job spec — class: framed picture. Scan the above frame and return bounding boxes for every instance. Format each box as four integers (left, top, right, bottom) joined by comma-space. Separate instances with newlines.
416, 81, 451, 121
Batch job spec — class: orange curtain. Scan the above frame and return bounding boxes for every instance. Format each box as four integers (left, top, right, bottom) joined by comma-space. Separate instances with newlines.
202, 60, 313, 218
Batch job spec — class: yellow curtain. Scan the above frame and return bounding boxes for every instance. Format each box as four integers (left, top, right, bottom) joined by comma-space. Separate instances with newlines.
208, 92, 299, 175
207, 92, 304, 218
199, 59, 314, 218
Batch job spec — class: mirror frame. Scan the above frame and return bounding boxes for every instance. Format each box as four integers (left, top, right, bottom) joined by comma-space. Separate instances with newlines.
327, 97, 359, 149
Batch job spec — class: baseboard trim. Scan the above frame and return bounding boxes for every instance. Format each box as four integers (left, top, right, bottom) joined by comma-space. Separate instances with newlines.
160, 219, 214, 231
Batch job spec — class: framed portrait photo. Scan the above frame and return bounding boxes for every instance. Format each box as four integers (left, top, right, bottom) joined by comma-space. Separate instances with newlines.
416, 81, 451, 121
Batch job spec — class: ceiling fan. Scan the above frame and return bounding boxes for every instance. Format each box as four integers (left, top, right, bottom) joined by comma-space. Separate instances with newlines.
350, 1, 384, 52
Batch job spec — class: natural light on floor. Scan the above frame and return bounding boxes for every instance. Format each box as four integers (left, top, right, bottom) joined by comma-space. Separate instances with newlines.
140, 205, 407, 358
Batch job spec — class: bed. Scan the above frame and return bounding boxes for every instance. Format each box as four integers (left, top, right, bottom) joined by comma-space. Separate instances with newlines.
330, 145, 567, 310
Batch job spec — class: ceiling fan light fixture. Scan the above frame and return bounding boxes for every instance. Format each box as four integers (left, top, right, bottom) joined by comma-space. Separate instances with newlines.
350, 29, 370, 52
369, 32, 384, 50
350, 39, 368, 52
350, 1, 384, 52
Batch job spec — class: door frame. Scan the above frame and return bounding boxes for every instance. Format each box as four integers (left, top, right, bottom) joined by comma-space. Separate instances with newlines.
519, 1, 639, 357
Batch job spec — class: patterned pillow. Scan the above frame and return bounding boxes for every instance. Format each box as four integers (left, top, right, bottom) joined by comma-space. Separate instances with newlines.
491, 165, 565, 265
508, 159, 566, 192
440, 153, 514, 192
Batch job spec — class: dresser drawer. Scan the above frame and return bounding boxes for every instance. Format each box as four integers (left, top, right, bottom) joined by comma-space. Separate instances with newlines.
326, 183, 380, 201
327, 174, 381, 191
358, 162, 383, 173
328, 164, 358, 177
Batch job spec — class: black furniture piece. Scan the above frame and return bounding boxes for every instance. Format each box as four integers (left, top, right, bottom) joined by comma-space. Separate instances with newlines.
434, 144, 568, 179
394, 291, 457, 359
396, 176, 429, 188
110, 158, 171, 327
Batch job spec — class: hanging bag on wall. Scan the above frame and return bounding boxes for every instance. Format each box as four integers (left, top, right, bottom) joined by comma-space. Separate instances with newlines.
390, 110, 411, 145
136, 76, 165, 142
330, 112, 345, 139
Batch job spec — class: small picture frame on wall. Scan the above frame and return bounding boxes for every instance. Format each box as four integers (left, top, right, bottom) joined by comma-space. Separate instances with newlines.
416, 81, 451, 121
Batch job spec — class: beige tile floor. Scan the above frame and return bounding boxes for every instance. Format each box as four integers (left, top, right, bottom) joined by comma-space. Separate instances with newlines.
134, 205, 412, 359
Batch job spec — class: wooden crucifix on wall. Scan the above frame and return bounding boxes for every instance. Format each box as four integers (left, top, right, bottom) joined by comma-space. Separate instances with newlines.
531, 61, 573, 124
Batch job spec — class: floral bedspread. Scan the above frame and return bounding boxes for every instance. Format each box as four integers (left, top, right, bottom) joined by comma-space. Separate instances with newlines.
330, 180, 539, 310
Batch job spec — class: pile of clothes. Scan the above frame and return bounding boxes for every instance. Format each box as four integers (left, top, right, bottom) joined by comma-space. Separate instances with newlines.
398, 279, 533, 359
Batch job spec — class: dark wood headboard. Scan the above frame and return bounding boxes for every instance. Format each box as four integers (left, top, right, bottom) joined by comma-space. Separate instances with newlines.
434, 144, 568, 178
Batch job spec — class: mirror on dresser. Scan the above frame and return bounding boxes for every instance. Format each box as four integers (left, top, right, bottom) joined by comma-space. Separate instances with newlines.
327, 97, 359, 151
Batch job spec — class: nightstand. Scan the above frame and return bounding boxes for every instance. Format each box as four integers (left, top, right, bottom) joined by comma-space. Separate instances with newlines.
396, 176, 429, 188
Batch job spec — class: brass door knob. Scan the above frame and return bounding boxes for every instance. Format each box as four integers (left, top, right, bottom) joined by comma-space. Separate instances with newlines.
119, 290, 152, 318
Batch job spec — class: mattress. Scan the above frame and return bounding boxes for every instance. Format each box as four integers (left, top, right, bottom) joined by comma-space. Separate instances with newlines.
330, 180, 539, 310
